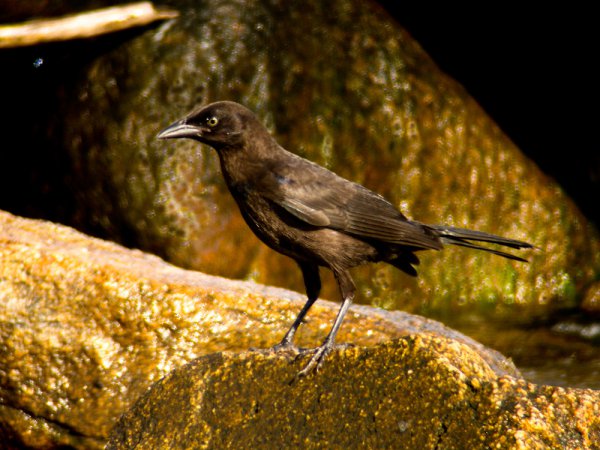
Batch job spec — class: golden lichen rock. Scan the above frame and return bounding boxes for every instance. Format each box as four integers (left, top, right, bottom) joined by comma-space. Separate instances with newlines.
0, 210, 520, 448
106, 337, 600, 450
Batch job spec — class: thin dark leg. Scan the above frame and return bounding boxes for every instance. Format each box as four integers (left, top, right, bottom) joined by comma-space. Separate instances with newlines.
273, 261, 321, 350
298, 268, 355, 376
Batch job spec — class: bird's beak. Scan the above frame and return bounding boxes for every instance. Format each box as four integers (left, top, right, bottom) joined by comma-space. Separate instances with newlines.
157, 119, 203, 140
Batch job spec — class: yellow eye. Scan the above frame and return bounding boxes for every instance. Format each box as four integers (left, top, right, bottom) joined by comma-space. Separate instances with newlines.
206, 116, 219, 127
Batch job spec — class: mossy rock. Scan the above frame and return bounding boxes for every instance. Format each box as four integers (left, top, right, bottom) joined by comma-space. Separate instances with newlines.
35, 0, 597, 319
107, 337, 600, 450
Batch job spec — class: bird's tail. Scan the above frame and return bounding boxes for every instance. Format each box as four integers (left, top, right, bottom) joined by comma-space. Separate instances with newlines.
428, 225, 533, 262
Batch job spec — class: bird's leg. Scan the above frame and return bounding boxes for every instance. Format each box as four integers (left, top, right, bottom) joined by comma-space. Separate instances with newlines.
298, 269, 355, 376
272, 262, 321, 352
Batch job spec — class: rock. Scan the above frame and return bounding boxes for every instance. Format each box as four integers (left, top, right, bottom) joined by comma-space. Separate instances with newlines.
106, 337, 600, 450
2, 0, 598, 318
582, 281, 600, 312
0, 210, 519, 448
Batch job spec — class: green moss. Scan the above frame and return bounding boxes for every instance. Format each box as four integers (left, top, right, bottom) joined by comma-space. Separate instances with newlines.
557, 271, 577, 304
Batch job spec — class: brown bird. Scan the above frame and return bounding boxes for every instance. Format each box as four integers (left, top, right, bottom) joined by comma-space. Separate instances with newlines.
158, 101, 532, 375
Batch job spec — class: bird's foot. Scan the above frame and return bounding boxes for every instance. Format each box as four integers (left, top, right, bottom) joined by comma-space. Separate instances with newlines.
296, 342, 334, 377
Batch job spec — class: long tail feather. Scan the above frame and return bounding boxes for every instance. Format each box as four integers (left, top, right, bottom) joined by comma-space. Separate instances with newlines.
427, 224, 532, 261
440, 239, 529, 262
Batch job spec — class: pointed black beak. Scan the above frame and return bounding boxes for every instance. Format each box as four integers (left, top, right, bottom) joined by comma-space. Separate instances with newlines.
157, 119, 202, 140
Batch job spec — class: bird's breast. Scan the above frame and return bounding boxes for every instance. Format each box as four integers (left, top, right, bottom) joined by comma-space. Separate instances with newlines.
229, 189, 378, 269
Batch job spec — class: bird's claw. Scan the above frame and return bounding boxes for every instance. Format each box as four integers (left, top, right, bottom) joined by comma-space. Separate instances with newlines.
296, 343, 333, 377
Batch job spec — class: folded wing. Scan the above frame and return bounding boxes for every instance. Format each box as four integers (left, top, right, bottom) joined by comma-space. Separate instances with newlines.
261, 155, 443, 251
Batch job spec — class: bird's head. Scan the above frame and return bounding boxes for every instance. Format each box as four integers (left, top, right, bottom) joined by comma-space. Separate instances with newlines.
157, 101, 258, 150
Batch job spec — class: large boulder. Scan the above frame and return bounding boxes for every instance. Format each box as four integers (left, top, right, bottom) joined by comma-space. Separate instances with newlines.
1, 0, 598, 318
107, 337, 600, 450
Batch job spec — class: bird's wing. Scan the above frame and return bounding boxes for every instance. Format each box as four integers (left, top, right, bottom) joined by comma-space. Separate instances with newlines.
259, 155, 442, 250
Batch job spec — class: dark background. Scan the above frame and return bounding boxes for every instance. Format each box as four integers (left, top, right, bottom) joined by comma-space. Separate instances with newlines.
381, 3, 599, 228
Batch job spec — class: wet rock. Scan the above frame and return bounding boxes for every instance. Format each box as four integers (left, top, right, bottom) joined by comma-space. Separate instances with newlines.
106, 337, 600, 450
2, 0, 598, 318
0, 210, 519, 448
582, 281, 600, 313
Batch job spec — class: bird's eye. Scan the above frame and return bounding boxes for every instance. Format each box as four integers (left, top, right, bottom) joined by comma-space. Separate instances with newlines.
206, 116, 219, 127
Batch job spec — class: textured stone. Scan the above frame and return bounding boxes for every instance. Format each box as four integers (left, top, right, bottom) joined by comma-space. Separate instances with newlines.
0, 210, 519, 448
107, 337, 600, 450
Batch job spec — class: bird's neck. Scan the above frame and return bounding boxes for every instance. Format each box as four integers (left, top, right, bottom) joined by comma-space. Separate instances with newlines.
217, 134, 282, 187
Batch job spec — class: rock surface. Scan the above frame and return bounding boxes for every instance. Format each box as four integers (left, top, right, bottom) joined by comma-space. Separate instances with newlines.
0, 210, 520, 448
107, 337, 600, 450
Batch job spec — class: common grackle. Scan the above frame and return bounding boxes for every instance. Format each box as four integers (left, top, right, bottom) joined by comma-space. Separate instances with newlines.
158, 101, 532, 375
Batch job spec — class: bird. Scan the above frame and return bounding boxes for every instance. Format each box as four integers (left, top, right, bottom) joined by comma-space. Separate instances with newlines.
157, 100, 532, 376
